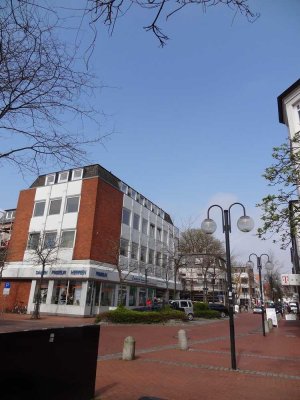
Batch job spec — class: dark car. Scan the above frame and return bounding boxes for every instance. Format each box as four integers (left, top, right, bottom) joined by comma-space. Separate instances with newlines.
208, 303, 229, 318
253, 306, 263, 314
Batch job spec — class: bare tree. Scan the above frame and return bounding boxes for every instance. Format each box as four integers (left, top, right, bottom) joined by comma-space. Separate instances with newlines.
27, 232, 60, 319
0, 0, 104, 175
87, 0, 259, 47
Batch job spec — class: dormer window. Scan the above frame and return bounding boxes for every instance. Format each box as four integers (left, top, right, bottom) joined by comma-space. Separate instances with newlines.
45, 174, 55, 186
58, 171, 69, 183
72, 168, 83, 181
297, 103, 300, 123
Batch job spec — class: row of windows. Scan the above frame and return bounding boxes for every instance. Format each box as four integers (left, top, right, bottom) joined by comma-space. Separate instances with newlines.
122, 208, 173, 242
33, 196, 80, 218
119, 182, 165, 218
45, 168, 83, 186
120, 238, 169, 267
27, 230, 76, 250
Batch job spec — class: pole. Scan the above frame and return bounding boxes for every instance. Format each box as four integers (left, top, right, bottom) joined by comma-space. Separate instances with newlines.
257, 257, 266, 337
224, 210, 237, 370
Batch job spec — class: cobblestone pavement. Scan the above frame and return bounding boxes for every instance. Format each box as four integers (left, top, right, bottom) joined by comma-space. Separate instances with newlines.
95, 313, 300, 400
1, 312, 300, 400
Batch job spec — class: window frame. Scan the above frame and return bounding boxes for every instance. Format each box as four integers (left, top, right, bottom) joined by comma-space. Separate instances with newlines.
65, 196, 80, 214
45, 174, 55, 186
58, 171, 69, 183
133, 213, 140, 230
131, 242, 139, 260
27, 232, 40, 250
43, 231, 57, 249
60, 230, 76, 248
33, 201, 46, 217
120, 238, 129, 257
71, 168, 83, 181
48, 198, 62, 216
122, 207, 131, 226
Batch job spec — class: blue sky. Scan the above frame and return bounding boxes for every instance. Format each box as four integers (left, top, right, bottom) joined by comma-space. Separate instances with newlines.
1, 0, 300, 270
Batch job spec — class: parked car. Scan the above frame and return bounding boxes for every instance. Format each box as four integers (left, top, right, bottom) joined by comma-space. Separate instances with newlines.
208, 303, 229, 318
169, 300, 194, 320
253, 306, 263, 314
289, 302, 299, 314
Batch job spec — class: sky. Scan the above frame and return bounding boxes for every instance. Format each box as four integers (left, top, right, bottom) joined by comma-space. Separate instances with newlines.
1, 0, 300, 271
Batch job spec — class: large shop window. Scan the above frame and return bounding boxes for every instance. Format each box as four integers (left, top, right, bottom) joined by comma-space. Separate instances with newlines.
33, 281, 49, 304
51, 280, 82, 305
129, 286, 137, 306
101, 282, 116, 306
118, 285, 127, 306
139, 288, 146, 306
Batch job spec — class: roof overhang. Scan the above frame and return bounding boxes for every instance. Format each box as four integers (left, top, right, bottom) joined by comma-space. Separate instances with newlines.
277, 79, 300, 124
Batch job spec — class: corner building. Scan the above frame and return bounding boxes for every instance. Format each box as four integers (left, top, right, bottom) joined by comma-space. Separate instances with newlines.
3, 164, 180, 316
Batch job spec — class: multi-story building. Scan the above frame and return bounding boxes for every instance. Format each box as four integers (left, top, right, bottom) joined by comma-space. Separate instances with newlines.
277, 79, 300, 300
0, 209, 15, 272
1, 164, 179, 316
232, 265, 256, 309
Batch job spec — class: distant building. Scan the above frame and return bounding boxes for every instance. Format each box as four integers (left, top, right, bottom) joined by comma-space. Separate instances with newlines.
1, 164, 179, 316
0, 209, 15, 267
232, 264, 256, 308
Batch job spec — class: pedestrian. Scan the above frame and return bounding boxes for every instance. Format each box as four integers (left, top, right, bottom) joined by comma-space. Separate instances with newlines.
146, 298, 152, 310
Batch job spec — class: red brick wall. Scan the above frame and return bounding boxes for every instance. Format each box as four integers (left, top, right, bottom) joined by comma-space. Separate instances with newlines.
6, 189, 36, 262
0, 280, 31, 311
73, 178, 98, 260
91, 180, 123, 264
73, 177, 123, 264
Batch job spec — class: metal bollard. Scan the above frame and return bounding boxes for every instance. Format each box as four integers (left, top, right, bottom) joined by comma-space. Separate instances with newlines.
178, 329, 188, 350
122, 336, 135, 360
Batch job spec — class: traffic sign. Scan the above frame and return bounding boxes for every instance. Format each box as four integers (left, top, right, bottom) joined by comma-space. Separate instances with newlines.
4, 282, 10, 289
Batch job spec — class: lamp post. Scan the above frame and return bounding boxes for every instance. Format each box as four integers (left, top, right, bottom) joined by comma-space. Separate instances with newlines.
246, 254, 273, 336
201, 202, 254, 370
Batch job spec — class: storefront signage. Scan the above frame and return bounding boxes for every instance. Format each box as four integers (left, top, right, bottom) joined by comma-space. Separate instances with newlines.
36, 270, 49, 275
131, 276, 145, 283
95, 271, 108, 278
51, 270, 67, 276
71, 270, 87, 276
281, 274, 300, 286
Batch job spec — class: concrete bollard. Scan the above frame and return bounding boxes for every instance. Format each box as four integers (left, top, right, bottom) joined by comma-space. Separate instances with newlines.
122, 336, 135, 360
268, 318, 273, 330
264, 319, 270, 334
178, 329, 188, 350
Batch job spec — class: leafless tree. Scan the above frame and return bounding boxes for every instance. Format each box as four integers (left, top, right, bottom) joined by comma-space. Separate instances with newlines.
26, 232, 60, 319
0, 0, 105, 175
87, 0, 259, 47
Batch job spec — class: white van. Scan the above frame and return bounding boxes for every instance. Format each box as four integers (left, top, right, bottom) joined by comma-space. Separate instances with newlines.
169, 300, 194, 320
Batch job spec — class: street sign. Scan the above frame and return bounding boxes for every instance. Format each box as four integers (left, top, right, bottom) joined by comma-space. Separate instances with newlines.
4, 282, 10, 289
281, 274, 300, 286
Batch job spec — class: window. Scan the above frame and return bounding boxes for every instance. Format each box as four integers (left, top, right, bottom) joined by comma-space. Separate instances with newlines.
27, 232, 40, 250
163, 253, 168, 267
65, 196, 80, 213
133, 213, 140, 230
48, 199, 62, 215
120, 238, 129, 256
72, 168, 83, 180
45, 174, 55, 185
33, 201, 46, 217
33, 282, 48, 304
297, 104, 300, 122
5, 211, 14, 220
60, 230, 75, 248
140, 246, 147, 262
120, 182, 128, 194
122, 208, 131, 225
58, 171, 69, 183
163, 230, 168, 243
51, 280, 82, 305
43, 231, 57, 248
142, 218, 148, 234
157, 227, 162, 241
156, 251, 161, 266
150, 223, 155, 237
101, 282, 116, 307
149, 249, 154, 264
131, 242, 139, 260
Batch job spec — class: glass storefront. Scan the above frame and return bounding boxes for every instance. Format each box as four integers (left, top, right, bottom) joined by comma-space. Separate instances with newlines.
129, 286, 137, 306
101, 282, 116, 306
139, 288, 146, 306
33, 281, 48, 304
51, 280, 82, 305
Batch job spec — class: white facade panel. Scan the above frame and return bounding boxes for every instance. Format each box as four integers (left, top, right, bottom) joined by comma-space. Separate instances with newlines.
61, 213, 78, 229
44, 215, 63, 231
66, 180, 82, 196
35, 186, 51, 201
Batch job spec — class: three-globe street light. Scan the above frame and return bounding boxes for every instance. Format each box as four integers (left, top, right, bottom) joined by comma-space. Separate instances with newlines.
246, 254, 273, 336
201, 202, 254, 370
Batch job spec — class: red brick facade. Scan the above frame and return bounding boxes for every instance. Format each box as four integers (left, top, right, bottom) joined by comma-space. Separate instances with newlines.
6, 189, 36, 262
0, 280, 31, 311
73, 177, 123, 264
91, 179, 123, 264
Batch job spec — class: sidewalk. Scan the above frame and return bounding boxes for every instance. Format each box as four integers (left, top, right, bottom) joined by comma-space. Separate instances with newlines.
95, 313, 300, 400
1, 312, 299, 400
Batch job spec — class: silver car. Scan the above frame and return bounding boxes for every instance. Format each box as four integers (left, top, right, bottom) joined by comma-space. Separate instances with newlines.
169, 300, 194, 320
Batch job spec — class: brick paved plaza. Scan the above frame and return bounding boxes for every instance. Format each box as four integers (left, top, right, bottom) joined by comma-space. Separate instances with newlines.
1, 312, 300, 400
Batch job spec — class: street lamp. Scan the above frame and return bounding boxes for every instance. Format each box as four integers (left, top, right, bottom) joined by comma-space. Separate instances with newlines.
201, 202, 254, 370
246, 254, 273, 337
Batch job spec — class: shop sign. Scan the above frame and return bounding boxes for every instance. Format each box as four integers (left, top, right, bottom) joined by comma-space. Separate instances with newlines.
3, 282, 10, 295
131, 276, 145, 283
36, 270, 49, 275
281, 274, 300, 286
95, 271, 108, 278
71, 270, 87, 276
51, 270, 67, 276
